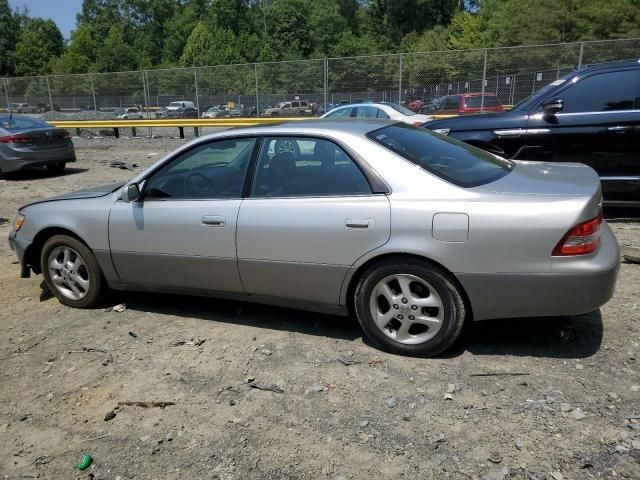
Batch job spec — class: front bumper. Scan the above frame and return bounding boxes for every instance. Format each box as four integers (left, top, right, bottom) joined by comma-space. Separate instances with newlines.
458, 222, 620, 321
8, 231, 32, 278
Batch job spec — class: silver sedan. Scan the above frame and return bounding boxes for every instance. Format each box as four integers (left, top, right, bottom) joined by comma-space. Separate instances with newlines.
8, 120, 619, 356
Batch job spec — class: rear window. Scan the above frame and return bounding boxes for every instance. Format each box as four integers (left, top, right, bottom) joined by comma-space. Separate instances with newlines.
380, 102, 416, 116
465, 96, 501, 107
0, 115, 50, 131
367, 124, 513, 187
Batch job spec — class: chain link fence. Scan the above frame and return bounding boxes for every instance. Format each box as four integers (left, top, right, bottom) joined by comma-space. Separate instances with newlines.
2, 38, 639, 120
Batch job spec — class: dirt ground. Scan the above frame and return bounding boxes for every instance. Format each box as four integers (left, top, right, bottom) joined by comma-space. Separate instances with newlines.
0, 135, 639, 480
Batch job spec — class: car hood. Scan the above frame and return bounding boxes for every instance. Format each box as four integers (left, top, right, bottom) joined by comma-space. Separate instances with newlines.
424, 110, 527, 130
20, 182, 125, 210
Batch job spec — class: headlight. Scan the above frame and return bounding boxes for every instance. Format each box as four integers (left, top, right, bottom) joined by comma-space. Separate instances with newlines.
433, 128, 450, 136
14, 213, 25, 231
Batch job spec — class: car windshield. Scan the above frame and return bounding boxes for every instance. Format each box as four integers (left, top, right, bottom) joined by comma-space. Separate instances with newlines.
465, 96, 501, 107
169, 102, 183, 107
367, 123, 513, 188
512, 77, 570, 111
0, 115, 50, 131
380, 102, 416, 116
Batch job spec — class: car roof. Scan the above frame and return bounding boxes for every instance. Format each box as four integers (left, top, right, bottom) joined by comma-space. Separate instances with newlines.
580, 59, 640, 72
203, 118, 398, 138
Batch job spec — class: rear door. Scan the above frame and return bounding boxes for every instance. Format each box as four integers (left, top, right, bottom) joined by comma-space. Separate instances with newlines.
236, 135, 390, 307
526, 67, 640, 200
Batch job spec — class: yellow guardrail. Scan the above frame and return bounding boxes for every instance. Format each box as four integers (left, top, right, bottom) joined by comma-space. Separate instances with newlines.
50, 117, 312, 129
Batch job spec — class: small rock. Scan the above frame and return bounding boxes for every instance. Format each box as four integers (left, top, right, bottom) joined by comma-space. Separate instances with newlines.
229, 399, 236, 406
261, 349, 272, 356
112, 304, 127, 313
560, 403, 572, 412
447, 384, 456, 394
550, 471, 564, 480
312, 384, 325, 393
514, 440, 523, 450
360, 420, 369, 428
46, 392, 53, 402
606, 392, 619, 402
488, 452, 503, 464
569, 408, 586, 420
408, 402, 417, 409
444, 393, 454, 401
615, 444, 630, 454
386, 397, 398, 408
245, 376, 255, 383
104, 410, 116, 421
165, 432, 173, 442
575, 364, 584, 370
128, 331, 138, 338
140, 435, 151, 442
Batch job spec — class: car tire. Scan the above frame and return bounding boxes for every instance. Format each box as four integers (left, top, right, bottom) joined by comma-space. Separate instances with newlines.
41, 235, 106, 309
354, 258, 466, 357
46, 162, 66, 173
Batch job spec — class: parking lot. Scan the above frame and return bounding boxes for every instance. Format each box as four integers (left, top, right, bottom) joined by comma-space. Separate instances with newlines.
0, 137, 639, 480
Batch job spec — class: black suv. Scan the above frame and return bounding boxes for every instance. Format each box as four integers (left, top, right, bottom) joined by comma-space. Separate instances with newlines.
423, 60, 640, 205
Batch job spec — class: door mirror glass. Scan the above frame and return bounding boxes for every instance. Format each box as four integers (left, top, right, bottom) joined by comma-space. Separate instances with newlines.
541, 98, 564, 116
122, 183, 141, 203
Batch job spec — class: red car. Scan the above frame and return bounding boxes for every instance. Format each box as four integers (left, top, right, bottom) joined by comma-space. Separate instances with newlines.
421, 93, 504, 115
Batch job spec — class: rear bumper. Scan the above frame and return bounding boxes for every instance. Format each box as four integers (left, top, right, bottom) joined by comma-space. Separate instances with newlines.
458, 222, 620, 321
0, 145, 76, 173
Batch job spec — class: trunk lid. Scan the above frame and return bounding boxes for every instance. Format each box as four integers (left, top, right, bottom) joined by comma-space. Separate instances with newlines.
481, 160, 602, 198
7, 128, 70, 149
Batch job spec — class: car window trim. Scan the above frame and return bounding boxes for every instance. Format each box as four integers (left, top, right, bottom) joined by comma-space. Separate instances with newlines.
140, 136, 259, 202
247, 133, 390, 199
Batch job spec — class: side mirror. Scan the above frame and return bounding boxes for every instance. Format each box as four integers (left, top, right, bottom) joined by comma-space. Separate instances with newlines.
122, 183, 141, 203
541, 98, 563, 116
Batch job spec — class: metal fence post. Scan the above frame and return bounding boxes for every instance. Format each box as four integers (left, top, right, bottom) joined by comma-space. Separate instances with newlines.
578, 41, 584, 68
398, 53, 403, 104
193, 68, 200, 116
3, 78, 10, 112
89, 73, 98, 119
480, 48, 488, 114
254, 63, 260, 117
44, 75, 55, 120
324, 58, 328, 111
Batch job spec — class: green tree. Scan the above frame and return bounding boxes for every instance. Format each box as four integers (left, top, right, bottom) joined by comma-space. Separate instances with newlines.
94, 25, 137, 72
262, 0, 312, 60
14, 18, 64, 76
309, 0, 349, 56
180, 21, 244, 66
0, 0, 17, 76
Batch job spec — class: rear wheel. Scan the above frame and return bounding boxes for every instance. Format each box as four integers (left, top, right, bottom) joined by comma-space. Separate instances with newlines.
354, 259, 466, 357
41, 235, 106, 308
46, 162, 66, 173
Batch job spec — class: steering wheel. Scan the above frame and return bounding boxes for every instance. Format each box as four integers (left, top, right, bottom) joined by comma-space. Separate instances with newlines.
185, 172, 215, 197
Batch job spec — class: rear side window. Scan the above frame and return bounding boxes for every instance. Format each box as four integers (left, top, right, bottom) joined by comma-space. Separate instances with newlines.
465, 96, 501, 107
368, 124, 513, 188
0, 115, 50, 131
556, 70, 637, 113
443, 97, 460, 109
325, 107, 353, 118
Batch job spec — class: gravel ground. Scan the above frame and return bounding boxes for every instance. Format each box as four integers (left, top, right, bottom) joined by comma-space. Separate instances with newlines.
0, 137, 639, 480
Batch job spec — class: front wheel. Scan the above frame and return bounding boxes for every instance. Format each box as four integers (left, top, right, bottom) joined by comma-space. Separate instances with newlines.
41, 235, 106, 308
354, 259, 466, 357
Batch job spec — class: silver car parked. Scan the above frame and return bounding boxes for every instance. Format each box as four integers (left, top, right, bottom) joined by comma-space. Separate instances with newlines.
8, 120, 619, 356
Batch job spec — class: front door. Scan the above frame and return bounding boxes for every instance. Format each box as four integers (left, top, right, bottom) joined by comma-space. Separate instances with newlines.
526, 67, 640, 201
236, 136, 391, 307
109, 137, 257, 294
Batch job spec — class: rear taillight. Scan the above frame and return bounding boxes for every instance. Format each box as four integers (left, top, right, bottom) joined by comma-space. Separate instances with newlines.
0, 134, 32, 144
59, 130, 70, 139
552, 213, 603, 256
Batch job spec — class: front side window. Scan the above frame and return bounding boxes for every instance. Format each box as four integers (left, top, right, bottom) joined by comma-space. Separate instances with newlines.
368, 124, 513, 188
144, 138, 256, 199
554, 70, 637, 113
251, 136, 371, 197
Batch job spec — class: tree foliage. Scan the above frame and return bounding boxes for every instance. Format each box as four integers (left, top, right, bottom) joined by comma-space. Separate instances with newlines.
3, 0, 639, 78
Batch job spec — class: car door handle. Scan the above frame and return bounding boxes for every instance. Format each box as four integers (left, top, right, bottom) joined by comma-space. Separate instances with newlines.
202, 215, 225, 226
608, 125, 633, 132
346, 219, 371, 229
